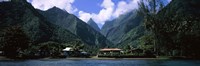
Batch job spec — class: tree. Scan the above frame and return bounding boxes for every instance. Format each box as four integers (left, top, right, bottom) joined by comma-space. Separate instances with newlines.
125, 44, 134, 54
2, 26, 30, 58
39, 41, 65, 57
137, 0, 164, 56
138, 34, 154, 54
72, 40, 84, 51
137, 0, 164, 15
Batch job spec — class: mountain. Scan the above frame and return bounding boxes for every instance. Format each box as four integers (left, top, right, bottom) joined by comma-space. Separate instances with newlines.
101, 11, 144, 45
0, 0, 82, 44
37, 7, 112, 48
101, 21, 114, 37
87, 19, 100, 32
148, 0, 200, 57
116, 24, 147, 48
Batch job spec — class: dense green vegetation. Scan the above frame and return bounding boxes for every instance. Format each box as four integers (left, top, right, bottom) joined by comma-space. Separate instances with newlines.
139, 0, 200, 58
102, 0, 200, 58
158, 0, 199, 58
1, 0, 200, 59
1, 26, 30, 58
0, 0, 101, 58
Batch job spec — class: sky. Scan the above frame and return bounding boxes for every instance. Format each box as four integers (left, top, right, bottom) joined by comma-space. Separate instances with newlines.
1, 0, 171, 28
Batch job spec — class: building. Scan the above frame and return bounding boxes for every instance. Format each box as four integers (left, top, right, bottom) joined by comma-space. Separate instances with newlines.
62, 47, 90, 57
98, 48, 122, 57
0, 51, 3, 56
62, 47, 73, 57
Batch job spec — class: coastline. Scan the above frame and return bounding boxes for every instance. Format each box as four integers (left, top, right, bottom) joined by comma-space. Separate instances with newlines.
1, 56, 197, 61
0, 56, 166, 61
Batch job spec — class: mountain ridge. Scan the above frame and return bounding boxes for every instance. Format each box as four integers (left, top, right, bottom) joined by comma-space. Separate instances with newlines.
101, 10, 144, 45
37, 7, 112, 47
0, 1, 82, 44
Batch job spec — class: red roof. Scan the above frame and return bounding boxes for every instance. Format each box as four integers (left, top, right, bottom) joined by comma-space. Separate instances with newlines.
100, 48, 122, 51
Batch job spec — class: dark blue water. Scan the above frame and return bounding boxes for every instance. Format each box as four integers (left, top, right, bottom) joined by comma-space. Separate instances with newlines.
0, 59, 200, 66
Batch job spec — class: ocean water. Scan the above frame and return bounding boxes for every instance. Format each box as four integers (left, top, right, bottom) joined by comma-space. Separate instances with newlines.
0, 59, 200, 66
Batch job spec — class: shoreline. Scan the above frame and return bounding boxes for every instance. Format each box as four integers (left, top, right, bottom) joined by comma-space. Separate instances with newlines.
0, 56, 197, 61
0, 56, 170, 61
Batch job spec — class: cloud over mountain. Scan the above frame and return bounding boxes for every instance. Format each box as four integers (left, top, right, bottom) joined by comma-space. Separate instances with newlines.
113, 0, 139, 18
27, 0, 77, 13
28, 0, 170, 28
77, 0, 139, 27
78, 11, 91, 22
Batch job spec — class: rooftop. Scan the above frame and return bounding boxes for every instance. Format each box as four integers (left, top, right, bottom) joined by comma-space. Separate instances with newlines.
100, 48, 122, 51
63, 47, 72, 51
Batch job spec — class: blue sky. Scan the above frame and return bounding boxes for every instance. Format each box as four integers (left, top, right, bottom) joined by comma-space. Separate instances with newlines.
73, 0, 102, 13
26, 0, 171, 28
73, 0, 124, 13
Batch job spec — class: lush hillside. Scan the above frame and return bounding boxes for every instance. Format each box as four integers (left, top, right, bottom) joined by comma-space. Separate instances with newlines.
101, 21, 114, 36
146, 0, 200, 58
0, 0, 94, 58
37, 7, 112, 48
87, 19, 100, 32
116, 25, 147, 49
101, 11, 143, 45
0, 0, 80, 44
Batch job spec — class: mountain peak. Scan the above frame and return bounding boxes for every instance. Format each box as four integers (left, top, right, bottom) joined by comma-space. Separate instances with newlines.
88, 18, 94, 23
87, 18, 100, 31
46, 6, 70, 15
50, 6, 60, 10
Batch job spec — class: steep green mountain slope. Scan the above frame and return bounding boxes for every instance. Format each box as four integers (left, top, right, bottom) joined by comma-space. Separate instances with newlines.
101, 21, 114, 36
101, 11, 144, 45
87, 19, 100, 32
37, 7, 112, 47
0, 1, 81, 45
116, 25, 147, 48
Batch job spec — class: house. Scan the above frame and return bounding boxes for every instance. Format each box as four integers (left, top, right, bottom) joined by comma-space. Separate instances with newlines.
62, 47, 90, 57
62, 47, 73, 57
98, 48, 122, 57
0, 50, 3, 56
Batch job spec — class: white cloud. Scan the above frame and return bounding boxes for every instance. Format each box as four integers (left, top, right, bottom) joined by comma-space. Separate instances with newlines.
101, 0, 114, 8
28, 0, 77, 13
91, 0, 115, 25
28, 0, 141, 28
113, 0, 140, 18
78, 11, 92, 22
78, 0, 140, 28
78, 0, 115, 26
